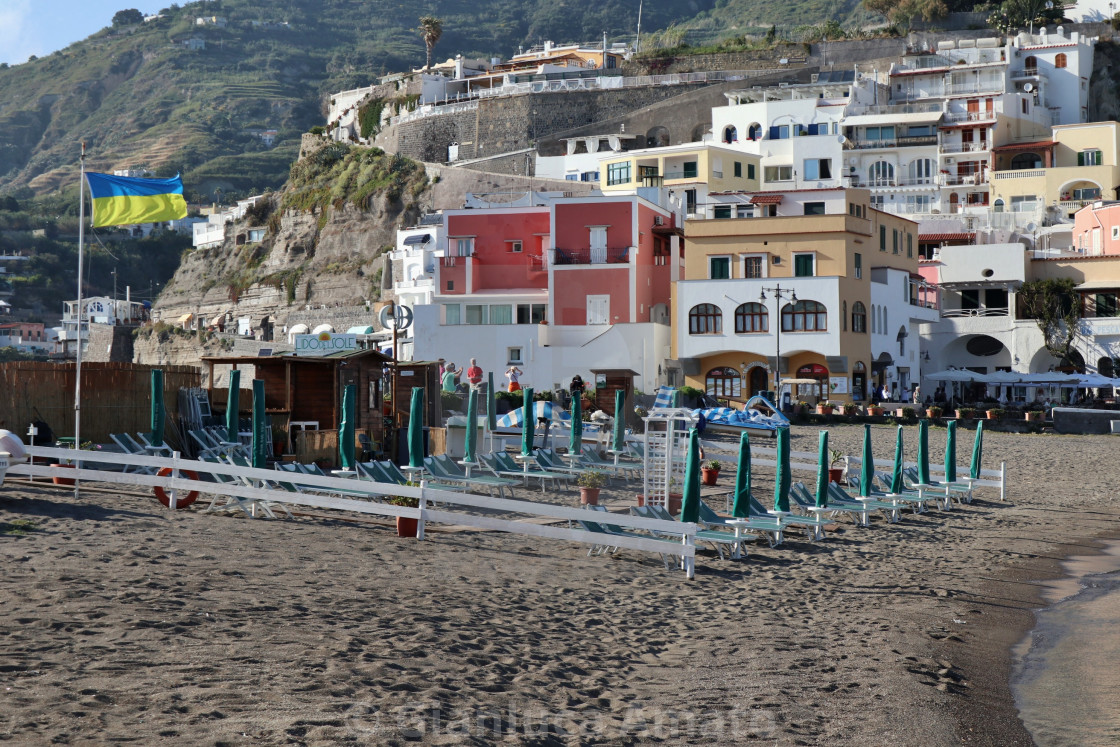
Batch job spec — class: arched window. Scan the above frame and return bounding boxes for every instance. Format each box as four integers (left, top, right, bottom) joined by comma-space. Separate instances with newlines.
1010, 152, 1042, 170
723, 125, 738, 143
734, 302, 768, 333
871, 303, 877, 334
1055, 53, 1067, 69
1098, 356, 1115, 377
782, 300, 827, 331
1025, 55, 1037, 73
994, 198, 1005, 213
706, 366, 741, 397
853, 361, 867, 401
689, 303, 722, 334
882, 306, 888, 334
869, 161, 895, 186
843, 300, 848, 331
908, 158, 933, 184
796, 363, 830, 400
747, 123, 762, 141
852, 301, 867, 333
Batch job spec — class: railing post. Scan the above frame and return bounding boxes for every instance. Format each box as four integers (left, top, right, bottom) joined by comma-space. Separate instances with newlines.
170, 450, 181, 510
417, 479, 427, 540
683, 531, 695, 579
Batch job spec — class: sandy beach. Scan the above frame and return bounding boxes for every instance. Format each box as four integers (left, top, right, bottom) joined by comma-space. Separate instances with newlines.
2, 422, 1119, 745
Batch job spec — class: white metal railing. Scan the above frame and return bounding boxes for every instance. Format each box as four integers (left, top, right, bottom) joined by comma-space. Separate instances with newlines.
848, 102, 943, 116
945, 110, 996, 123
940, 141, 991, 154
8, 446, 698, 577
992, 169, 1046, 180
940, 307, 1010, 318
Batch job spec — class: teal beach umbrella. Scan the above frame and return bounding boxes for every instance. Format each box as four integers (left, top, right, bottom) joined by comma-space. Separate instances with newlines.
339, 383, 356, 470
407, 387, 425, 470
251, 378, 267, 469
732, 431, 752, 518
226, 369, 240, 445
680, 428, 701, 523
568, 393, 582, 455
464, 387, 478, 464
944, 419, 957, 483
815, 430, 829, 507
150, 368, 165, 447
611, 389, 626, 453
970, 421, 984, 479
917, 418, 931, 485
520, 388, 534, 456
670, 389, 681, 408
487, 372, 498, 433
773, 426, 791, 512
890, 425, 905, 494
859, 424, 873, 497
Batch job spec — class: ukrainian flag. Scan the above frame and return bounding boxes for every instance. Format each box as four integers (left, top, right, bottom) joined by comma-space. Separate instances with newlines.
85, 172, 188, 228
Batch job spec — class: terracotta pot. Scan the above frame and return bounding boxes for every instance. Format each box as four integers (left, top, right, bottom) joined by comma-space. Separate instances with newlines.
579, 487, 601, 505
816, 405, 834, 415
1025, 412, 1043, 422
700, 468, 719, 486
396, 516, 419, 538
668, 492, 683, 517
828, 468, 844, 485
986, 410, 1001, 420
867, 407, 884, 417
51, 463, 75, 486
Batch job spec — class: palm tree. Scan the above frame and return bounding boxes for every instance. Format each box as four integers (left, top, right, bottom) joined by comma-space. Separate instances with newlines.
418, 16, 443, 71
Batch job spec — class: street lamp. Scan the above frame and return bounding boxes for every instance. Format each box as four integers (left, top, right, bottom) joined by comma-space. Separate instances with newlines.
760, 284, 796, 404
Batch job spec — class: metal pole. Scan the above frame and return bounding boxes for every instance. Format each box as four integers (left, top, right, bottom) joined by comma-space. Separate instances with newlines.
74, 143, 86, 496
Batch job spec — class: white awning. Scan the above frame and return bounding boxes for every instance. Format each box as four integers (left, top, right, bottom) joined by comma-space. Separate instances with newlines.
311, 323, 334, 335
288, 323, 309, 336
843, 111, 944, 127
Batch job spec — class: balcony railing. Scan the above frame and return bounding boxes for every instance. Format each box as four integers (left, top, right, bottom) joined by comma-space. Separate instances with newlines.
553, 246, 631, 265
848, 102, 943, 116
848, 135, 938, 149
940, 141, 990, 154
663, 170, 700, 180
991, 169, 1046, 180
941, 307, 1009, 318
944, 110, 996, 123
941, 173, 987, 186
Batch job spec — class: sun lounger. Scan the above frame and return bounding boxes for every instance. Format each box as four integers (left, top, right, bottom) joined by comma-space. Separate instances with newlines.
857, 471, 938, 513
745, 494, 827, 541
108, 433, 157, 474
356, 460, 403, 485
577, 508, 677, 569
697, 499, 785, 547
272, 462, 378, 501
902, 466, 971, 507
789, 482, 875, 526
196, 455, 282, 518
825, 483, 902, 524
580, 444, 641, 479
424, 454, 518, 498
480, 452, 569, 493
630, 504, 745, 560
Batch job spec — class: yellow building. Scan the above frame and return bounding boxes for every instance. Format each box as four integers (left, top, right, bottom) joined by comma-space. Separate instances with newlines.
599, 143, 761, 216
991, 121, 1120, 220
672, 188, 935, 403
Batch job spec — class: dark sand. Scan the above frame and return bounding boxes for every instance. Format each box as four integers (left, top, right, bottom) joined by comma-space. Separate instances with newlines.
2, 423, 1118, 745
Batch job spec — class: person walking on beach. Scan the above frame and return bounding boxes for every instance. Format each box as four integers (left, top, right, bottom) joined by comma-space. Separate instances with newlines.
466, 358, 484, 389
505, 365, 523, 393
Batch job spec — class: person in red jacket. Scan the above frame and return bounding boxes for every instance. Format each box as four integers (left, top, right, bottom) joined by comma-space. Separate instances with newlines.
466, 358, 484, 389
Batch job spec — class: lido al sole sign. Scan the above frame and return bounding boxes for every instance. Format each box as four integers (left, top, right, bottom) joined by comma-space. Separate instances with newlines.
294, 332, 358, 356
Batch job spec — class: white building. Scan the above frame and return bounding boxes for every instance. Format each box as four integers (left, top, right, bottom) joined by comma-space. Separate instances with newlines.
388, 214, 446, 360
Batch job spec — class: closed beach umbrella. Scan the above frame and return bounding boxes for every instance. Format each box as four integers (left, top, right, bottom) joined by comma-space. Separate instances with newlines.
569, 392, 582, 455
226, 369, 240, 445
732, 431, 752, 518
970, 421, 984, 480
890, 425, 905, 494
407, 387, 425, 470
464, 387, 478, 464
917, 418, 931, 485
339, 383, 356, 470
150, 369, 165, 447
680, 428, 701, 523
611, 389, 626, 453
944, 419, 957, 483
251, 379, 267, 469
859, 424, 874, 497
815, 430, 829, 508
520, 387, 534, 456
487, 372, 497, 433
671, 389, 681, 408
773, 426, 791, 512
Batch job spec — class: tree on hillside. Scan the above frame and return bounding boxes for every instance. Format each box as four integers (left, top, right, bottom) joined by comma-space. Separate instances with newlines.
112, 9, 144, 26
986, 0, 1063, 33
418, 15, 443, 70
1017, 278, 1082, 366
862, 0, 948, 32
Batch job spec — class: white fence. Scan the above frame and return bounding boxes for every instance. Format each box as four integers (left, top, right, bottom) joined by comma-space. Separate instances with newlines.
5, 446, 698, 578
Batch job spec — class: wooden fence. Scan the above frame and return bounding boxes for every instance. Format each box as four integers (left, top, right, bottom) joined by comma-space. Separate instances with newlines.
0, 362, 201, 447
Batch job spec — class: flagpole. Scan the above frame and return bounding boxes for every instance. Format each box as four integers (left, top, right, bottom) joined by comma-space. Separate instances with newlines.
74, 143, 85, 493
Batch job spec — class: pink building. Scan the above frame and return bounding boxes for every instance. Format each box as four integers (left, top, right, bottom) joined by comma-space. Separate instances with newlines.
1071, 202, 1120, 255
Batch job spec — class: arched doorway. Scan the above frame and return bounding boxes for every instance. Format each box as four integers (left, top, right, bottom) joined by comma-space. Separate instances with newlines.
748, 366, 769, 399
646, 126, 670, 148
852, 361, 867, 401
797, 363, 829, 402
705, 366, 741, 398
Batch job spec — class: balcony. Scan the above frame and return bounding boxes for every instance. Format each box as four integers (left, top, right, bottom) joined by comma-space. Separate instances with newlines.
940, 141, 990, 154
552, 246, 631, 265
941, 307, 1009, 318
991, 169, 1045, 180
848, 135, 938, 149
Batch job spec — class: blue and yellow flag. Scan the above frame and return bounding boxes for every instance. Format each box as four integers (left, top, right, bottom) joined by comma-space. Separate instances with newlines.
85, 172, 187, 228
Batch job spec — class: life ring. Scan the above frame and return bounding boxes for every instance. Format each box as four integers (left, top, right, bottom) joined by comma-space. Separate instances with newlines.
153, 467, 200, 508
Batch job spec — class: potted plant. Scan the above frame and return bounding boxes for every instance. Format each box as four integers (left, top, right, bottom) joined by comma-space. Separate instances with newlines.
701, 459, 721, 486
816, 400, 834, 415
577, 470, 606, 505
867, 404, 885, 417
52, 440, 93, 486
956, 406, 976, 419
986, 407, 1005, 420
901, 406, 916, 420
928, 405, 943, 419
388, 486, 420, 537
828, 449, 845, 485
1026, 409, 1045, 422
841, 403, 858, 416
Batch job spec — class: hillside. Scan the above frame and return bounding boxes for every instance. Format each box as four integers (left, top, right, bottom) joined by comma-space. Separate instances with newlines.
0, 0, 722, 201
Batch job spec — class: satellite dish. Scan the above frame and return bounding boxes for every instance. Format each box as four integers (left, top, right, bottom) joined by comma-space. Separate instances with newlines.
1023, 82, 1034, 92
1026, 222, 1037, 232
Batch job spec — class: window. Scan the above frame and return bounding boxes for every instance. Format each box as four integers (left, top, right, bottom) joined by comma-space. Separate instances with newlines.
907, 234, 913, 258
723, 125, 738, 143
748, 123, 762, 140
854, 252, 862, 279
892, 229, 899, 254
1022, 98, 1029, 115
747, 163, 756, 180
852, 301, 867, 333
606, 161, 631, 185
904, 194, 933, 213
516, 303, 547, 324
589, 226, 607, 250
793, 253, 815, 277
865, 125, 895, 141
709, 256, 731, 279
803, 158, 832, 180
1073, 186, 1101, 200
465, 304, 488, 325
737, 205, 754, 218
446, 280, 454, 291
768, 124, 790, 139
908, 158, 934, 184
455, 238, 474, 256
734, 302, 768, 333
713, 205, 732, 219
508, 347, 523, 364
1010, 152, 1042, 170
682, 161, 698, 179
1025, 55, 1037, 73
1055, 53, 1067, 69
1011, 195, 1038, 212
880, 225, 887, 252
764, 165, 793, 182
907, 125, 934, 138
490, 305, 513, 325
869, 161, 895, 186
743, 255, 765, 278
689, 303, 722, 334
507, 240, 522, 253
782, 300, 827, 331
1078, 150, 1103, 166
706, 367, 742, 398
444, 304, 461, 325
1113, 226, 1120, 240
1097, 294, 1120, 317
734, 161, 742, 178
804, 202, 825, 216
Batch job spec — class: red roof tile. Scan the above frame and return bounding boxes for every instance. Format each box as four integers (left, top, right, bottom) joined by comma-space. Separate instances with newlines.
749, 194, 784, 204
